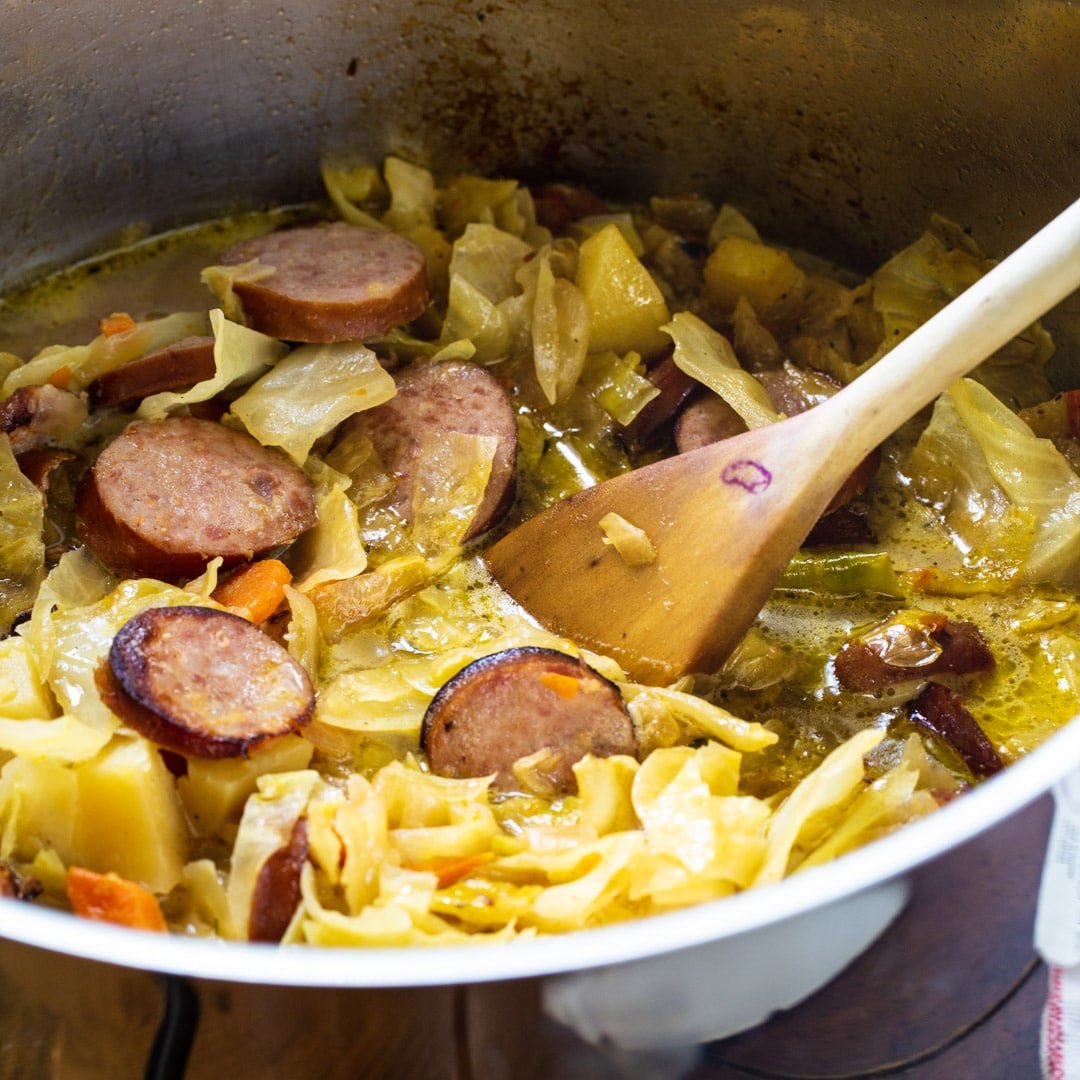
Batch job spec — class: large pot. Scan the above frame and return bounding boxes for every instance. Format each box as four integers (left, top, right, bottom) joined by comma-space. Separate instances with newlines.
2, 0, 1080, 1069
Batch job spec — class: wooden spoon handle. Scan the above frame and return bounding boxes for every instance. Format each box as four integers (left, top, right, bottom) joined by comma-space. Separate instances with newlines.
820, 196, 1080, 461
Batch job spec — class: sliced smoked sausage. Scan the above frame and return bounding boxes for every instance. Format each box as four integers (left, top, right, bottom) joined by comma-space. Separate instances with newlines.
0, 385, 87, 454
422, 647, 636, 793
907, 683, 1003, 778
87, 336, 216, 409
249, 818, 309, 943
76, 417, 315, 580
102, 605, 314, 758
834, 615, 995, 692
221, 223, 429, 343
623, 351, 700, 448
336, 360, 517, 540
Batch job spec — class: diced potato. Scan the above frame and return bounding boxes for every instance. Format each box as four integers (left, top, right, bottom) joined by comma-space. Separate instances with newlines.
178, 735, 314, 840
703, 235, 806, 316
576, 224, 670, 357
0, 637, 55, 720
0, 756, 79, 863
74, 738, 189, 893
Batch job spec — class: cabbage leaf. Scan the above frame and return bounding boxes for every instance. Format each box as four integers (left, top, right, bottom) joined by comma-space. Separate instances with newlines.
662, 312, 780, 429
229, 342, 395, 465
138, 309, 286, 421
908, 378, 1080, 586
0, 436, 44, 629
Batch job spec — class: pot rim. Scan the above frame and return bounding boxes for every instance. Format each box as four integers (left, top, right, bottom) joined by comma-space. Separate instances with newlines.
3, 711, 1077, 987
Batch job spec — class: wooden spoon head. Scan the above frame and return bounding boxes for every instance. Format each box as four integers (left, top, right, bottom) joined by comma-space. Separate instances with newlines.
485, 413, 845, 684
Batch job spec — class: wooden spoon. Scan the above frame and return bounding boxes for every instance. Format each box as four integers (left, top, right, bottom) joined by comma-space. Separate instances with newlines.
485, 197, 1080, 684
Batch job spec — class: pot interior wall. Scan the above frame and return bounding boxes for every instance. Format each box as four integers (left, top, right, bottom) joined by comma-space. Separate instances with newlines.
2, 1, 1078, 349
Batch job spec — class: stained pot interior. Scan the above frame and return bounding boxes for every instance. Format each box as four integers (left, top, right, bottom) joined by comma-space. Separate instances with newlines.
2, 0, 1078, 352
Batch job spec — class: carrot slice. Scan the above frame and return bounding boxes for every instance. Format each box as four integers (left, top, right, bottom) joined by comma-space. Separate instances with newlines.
212, 559, 293, 624
540, 671, 580, 699
99, 312, 137, 337
45, 366, 72, 390
66, 866, 167, 932
410, 852, 495, 888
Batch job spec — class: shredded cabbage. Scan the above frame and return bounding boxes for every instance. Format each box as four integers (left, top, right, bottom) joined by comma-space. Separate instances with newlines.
754, 728, 884, 886
320, 162, 388, 229
579, 350, 660, 426
869, 218, 1054, 406
598, 511, 657, 566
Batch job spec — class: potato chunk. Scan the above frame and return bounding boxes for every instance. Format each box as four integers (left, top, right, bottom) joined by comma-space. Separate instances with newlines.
577, 224, 670, 357
74, 738, 189, 893
704, 235, 805, 317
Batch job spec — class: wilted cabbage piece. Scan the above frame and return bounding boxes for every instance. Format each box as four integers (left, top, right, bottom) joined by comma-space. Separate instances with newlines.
531, 253, 590, 405
579, 350, 659, 426
598, 511, 657, 567
908, 378, 1080, 587
0, 436, 44, 629
230, 341, 395, 465
202, 259, 281, 324
320, 162, 389, 229
289, 485, 368, 592
869, 217, 1054, 406
138, 309, 286, 421
410, 432, 498, 555
663, 311, 779, 428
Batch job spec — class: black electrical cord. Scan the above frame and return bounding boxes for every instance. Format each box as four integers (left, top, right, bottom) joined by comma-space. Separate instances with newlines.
144, 976, 200, 1080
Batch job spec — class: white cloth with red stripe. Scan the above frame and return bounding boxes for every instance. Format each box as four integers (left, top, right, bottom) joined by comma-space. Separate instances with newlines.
1036, 773, 1080, 1078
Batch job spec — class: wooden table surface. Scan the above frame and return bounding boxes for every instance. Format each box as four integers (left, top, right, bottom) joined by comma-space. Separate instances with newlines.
0, 795, 1053, 1079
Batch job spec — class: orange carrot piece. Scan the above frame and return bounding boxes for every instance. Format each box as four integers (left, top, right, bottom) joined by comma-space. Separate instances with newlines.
540, 671, 580, 699
411, 852, 495, 888
45, 366, 72, 390
212, 559, 293, 624
99, 312, 137, 337
66, 867, 167, 932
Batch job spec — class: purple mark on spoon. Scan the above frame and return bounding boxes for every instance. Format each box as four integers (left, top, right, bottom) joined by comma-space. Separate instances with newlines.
721, 459, 772, 494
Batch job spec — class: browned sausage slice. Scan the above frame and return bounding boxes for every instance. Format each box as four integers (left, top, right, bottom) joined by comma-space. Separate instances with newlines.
673, 393, 747, 453
102, 605, 314, 758
249, 817, 309, 943
530, 183, 610, 234
16, 448, 78, 495
907, 682, 1003, 778
76, 417, 315, 581
0, 385, 87, 454
803, 505, 876, 547
87, 336, 216, 409
422, 647, 636, 793
623, 351, 701, 449
221, 223, 429, 343
834, 615, 995, 692
336, 361, 517, 540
